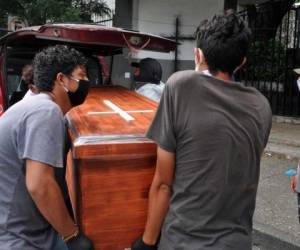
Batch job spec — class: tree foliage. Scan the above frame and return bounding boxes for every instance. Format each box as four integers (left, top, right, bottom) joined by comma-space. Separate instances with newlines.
0, 0, 111, 28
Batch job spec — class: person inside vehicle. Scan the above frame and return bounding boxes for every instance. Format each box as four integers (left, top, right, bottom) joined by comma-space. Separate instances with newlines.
0, 45, 93, 250
132, 58, 164, 102
21, 64, 39, 99
8, 64, 37, 105
132, 12, 272, 250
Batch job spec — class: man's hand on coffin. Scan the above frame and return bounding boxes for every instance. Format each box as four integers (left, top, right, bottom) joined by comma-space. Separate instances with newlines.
66, 232, 94, 250
131, 237, 158, 250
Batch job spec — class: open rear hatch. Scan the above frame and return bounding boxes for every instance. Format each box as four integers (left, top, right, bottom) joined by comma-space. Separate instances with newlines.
0, 24, 177, 54
0, 24, 176, 113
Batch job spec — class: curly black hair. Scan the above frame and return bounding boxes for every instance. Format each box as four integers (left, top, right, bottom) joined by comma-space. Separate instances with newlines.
195, 12, 252, 75
33, 45, 87, 92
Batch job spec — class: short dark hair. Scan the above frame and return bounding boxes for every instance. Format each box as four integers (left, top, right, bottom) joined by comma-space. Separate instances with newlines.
133, 58, 162, 84
33, 45, 87, 92
195, 12, 251, 75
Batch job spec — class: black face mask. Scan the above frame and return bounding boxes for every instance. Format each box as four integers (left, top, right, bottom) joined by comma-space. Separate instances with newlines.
68, 79, 90, 107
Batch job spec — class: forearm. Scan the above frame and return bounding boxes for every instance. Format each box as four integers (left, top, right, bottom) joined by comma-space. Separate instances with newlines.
143, 178, 171, 245
291, 174, 298, 192
28, 177, 76, 237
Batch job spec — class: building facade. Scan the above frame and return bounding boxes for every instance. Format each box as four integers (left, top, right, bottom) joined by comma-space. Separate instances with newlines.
113, 0, 300, 117
112, 0, 271, 87
113, 0, 225, 86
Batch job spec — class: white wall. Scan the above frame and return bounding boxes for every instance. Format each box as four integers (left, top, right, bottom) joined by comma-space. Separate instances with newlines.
132, 0, 224, 61
113, 0, 224, 87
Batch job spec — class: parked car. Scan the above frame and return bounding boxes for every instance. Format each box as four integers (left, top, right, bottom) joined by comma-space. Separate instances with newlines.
0, 23, 176, 116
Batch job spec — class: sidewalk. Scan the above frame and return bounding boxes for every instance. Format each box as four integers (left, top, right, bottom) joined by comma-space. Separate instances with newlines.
265, 117, 300, 161
253, 117, 300, 249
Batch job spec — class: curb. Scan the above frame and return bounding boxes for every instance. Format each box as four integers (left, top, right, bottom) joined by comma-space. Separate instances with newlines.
268, 138, 300, 148
253, 221, 300, 250
272, 116, 300, 125
264, 137, 299, 162
263, 149, 299, 162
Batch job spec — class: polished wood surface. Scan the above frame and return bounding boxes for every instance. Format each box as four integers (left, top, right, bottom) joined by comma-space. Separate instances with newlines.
67, 86, 158, 158
66, 86, 157, 250
67, 86, 157, 137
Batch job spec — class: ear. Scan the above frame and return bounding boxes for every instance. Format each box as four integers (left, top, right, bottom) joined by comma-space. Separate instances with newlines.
194, 48, 201, 65
134, 67, 140, 76
56, 72, 66, 85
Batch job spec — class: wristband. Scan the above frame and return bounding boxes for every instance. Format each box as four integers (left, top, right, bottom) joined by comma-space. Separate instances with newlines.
62, 226, 79, 242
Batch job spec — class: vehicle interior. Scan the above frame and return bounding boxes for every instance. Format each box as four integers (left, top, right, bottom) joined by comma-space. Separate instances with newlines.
3, 43, 119, 109
0, 25, 176, 111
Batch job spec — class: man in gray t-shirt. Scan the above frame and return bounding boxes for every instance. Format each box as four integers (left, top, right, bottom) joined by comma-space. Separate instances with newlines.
0, 94, 65, 249
132, 13, 272, 250
0, 46, 93, 250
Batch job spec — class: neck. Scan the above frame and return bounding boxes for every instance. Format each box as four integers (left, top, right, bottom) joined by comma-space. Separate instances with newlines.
195, 64, 208, 72
213, 71, 232, 82
50, 86, 72, 115
54, 97, 72, 115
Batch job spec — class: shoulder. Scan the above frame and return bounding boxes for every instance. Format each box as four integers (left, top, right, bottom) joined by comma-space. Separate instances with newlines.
138, 83, 163, 92
22, 96, 64, 122
137, 83, 155, 90
246, 86, 271, 109
136, 84, 154, 94
166, 70, 200, 85
165, 70, 205, 91
242, 86, 272, 122
257, 91, 272, 118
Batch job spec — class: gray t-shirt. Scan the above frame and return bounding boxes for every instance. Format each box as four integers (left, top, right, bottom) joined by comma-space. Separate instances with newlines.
147, 71, 272, 250
0, 93, 65, 250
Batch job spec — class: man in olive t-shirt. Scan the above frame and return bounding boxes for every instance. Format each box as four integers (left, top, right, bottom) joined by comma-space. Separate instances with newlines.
132, 13, 272, 250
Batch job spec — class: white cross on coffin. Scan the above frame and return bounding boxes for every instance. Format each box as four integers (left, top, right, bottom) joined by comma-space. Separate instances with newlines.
87, 100, 154, 122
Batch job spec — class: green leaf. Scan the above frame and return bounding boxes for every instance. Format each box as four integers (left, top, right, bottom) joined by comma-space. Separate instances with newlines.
0, 0, 112, 27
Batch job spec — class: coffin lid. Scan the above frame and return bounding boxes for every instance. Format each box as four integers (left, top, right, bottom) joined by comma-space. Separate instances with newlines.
66, 86, 158, 159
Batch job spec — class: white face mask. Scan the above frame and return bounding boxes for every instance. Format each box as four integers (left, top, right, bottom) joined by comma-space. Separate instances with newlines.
297, 78, 300, 92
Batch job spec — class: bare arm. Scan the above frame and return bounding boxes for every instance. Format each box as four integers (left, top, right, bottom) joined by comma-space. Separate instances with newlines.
291, 175, 298, 193
142, 146, 175, 245
26, 159, 77, 237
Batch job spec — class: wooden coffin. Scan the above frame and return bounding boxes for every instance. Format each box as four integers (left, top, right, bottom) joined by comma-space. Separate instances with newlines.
66, 86, 157, 250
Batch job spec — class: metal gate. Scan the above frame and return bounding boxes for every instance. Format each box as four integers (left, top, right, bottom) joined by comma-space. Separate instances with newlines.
237, 0, 300, 117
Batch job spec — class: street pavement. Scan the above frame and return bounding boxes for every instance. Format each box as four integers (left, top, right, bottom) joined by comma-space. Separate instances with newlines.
252, 118, 300, 250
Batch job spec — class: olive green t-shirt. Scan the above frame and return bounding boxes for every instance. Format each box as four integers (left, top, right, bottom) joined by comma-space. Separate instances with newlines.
147, 70, 272, 250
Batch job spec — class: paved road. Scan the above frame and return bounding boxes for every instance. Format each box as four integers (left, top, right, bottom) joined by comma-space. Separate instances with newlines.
252, 155, 300, 249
